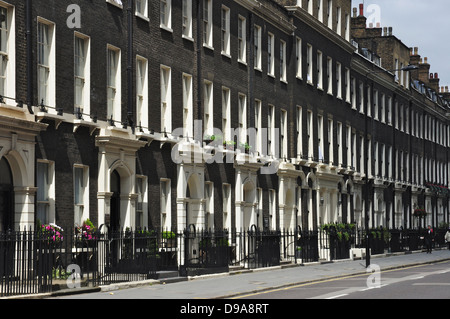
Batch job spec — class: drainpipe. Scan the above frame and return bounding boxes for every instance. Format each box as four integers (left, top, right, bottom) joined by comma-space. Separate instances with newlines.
196, 0, 203, 142
26, 0, 33, 114
127, 0, 134, 133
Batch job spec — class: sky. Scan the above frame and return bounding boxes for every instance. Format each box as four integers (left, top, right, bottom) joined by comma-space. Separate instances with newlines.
351, 0, 450, 89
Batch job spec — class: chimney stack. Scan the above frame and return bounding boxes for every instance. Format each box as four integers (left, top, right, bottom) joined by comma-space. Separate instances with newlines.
418, 56, 430, 85
429, 72, 440, 93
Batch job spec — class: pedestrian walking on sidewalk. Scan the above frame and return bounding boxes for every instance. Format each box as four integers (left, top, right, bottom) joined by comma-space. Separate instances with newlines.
445, 228, 450, 250
424, 225, 434, 254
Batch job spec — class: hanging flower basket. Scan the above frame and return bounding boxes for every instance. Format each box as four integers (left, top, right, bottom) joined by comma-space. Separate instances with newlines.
413, 208, 427, 218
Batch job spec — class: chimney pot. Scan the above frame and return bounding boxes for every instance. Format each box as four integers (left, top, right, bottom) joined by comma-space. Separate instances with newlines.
414, 47, 418, 55
424, 57, 428, 64
388, 27, 393, 35
430, 73, 434, 79
359, 3, 364, 16
376, 22, 381, 28
435, 73, 438, 79
369, 23, 373, 28
446, 86, 449, 93
383, 27, 387, 36
353, 7, 357, 18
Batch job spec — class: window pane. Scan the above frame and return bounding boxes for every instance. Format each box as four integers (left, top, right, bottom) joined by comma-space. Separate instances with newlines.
37, 162, 49, 201
0, 7, 8, 53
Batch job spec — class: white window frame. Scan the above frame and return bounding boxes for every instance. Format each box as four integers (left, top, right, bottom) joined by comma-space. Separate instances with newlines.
268, 105, 275, 157
160, 65, 172, 134
135, 0, 149, 20
136, 56, 148, 132
107, 45, 121, 124
203, 80, 213, 136
182, 0, 193, 39
204, 182, 214, 229
74, 33, 90, 117
306, 44, 313, 84
238, 16, 246, 64
336, 6, 341, 36
222, 183, 231, 229
254, 25, 262, 71
222, 87, 231, 141
160, 0, 172, 31
254, 99, 262, 154
0, 3, 15, 100
336, 62, 342, 98
238, 93, 247, 144
37, 160, 55, 225
160, 178, 171, 229
183, 73, 193, 138
221, 5, 230, 56
203, 0, 213, 48
317, 50, 323, 90
328, 118, 334, 165
106, 0, 123, 9
337, 121, 343, 166
345, 67, 350, 103
307, 110, 313, 160
280, 40, 287, 83
327, 0, 332, 28
74, 164, 89, 227
295, 37, 302, 79
297, 106, 303, 158
268, 33, 275, 77
317, 114, 324, 162
327, 56, 333, 95
280, 108, 287, 159
135, 175, 147, 229
37, 18, 56, 112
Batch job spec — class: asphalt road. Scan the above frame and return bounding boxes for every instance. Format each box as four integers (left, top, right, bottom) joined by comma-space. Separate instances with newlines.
50, 250, 450, 300
236, 260, 450, 299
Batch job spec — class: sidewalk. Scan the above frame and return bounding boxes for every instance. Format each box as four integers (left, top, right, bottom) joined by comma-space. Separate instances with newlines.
48, 248, 450, 299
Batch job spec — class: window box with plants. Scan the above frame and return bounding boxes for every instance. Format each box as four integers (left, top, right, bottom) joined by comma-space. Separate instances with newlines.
162, 230, 177, 249
238, 142, 252, 154
223, 140, 236, 151
75, 219, 98, 248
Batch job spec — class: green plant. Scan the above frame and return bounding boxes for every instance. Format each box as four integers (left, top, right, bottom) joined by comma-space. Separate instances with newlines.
38, 223, 64, 243
239, 142, 252, 151
321, 223, 355, 242
216, 238, 230, 247
223, 140, 236, 150
162, 231, 176, 239
52, 267, 71, 280
76, 219, 97, 241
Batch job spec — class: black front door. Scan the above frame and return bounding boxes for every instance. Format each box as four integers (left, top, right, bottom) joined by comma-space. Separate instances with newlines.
110, 170, 120, 232
0, 158, 13, 232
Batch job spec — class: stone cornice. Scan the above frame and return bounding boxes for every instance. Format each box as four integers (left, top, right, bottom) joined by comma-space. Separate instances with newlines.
235, 0, 296, 34
285, 6, 355, 53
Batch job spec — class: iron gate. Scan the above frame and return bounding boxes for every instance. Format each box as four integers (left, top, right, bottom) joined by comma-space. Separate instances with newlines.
181, 228, 229, 276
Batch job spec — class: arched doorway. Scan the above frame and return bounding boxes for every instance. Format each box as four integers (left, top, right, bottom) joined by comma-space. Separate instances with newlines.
110, 170, 121, 232
0, 157, 13, 232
